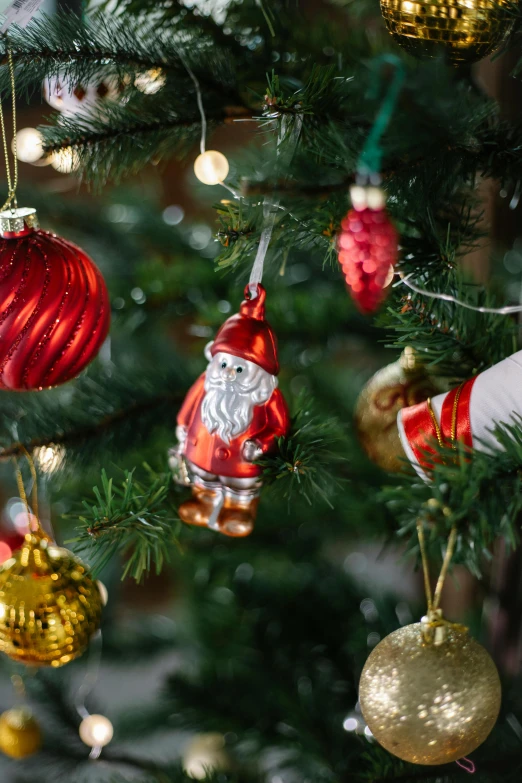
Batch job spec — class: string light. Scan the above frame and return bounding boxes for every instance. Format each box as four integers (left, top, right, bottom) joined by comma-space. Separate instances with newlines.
397, 272, 522, 315
135, 68, 166, 95
50, 148, 80, 174
79, 714, 114, 748
14, 128, 44, 164
179, 52, 230, 186
194, 150, 229, 185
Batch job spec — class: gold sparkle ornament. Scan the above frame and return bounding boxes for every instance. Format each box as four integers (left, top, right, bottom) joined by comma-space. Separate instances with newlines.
355, 348, 440, 472
359, 622, 501, 765
380, 0, 513, 65
0, 707, 41, 758
0, 533, 102, 667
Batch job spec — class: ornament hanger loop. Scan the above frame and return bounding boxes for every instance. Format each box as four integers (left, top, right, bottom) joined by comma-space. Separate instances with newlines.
0, 43, 18, 211
357, 54, 405, 179
12, 447, 44, 538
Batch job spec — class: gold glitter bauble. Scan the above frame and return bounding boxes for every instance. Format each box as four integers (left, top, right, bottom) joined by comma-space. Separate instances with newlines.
0, 707, 41, 758
380, 0, 512, 65
355, 348, 439, 472
359, 623, 501, 765
0, 534, 102, 667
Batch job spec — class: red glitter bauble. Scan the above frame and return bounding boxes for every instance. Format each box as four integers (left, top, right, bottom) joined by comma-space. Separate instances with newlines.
337, 205, 398, 314
0, 210, 110, 390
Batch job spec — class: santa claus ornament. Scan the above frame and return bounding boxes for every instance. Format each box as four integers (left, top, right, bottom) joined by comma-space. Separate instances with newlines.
170, 284, 290, 537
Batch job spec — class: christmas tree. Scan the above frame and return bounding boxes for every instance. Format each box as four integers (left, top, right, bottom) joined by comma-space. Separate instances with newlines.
0, 0, 520, 780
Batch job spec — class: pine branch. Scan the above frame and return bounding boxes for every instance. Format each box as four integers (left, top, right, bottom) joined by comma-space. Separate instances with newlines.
381, 419, 522, 577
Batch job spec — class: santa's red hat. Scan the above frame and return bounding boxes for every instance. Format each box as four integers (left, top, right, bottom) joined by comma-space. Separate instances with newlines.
211, 284, 280, 375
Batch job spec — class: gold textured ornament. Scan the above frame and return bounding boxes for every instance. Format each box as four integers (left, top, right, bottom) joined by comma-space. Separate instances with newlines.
380, 0, 512, 65
0, 707, 41, 758
359, 622, 501, 765
0, 532, 102, 667
355, 347, 439, 472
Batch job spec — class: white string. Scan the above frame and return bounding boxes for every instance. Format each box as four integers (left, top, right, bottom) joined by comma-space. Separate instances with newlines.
248, 114, 303, 297
178, 52, 207, 155
397, 272, 522, 316
74, 629, 105, 759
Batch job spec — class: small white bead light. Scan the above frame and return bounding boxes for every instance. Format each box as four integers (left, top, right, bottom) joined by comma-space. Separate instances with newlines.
79, 714, 114, 748
50, 148, 80, 174
14, 128, 44, 164
194, 150, 229, 185
96, 581, 109, 607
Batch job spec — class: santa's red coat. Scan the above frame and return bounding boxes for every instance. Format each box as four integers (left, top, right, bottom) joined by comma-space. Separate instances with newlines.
177, 373, 290, 478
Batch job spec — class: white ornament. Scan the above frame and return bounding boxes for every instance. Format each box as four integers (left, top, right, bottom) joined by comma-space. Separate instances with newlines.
194, 150, 229, 185
43, 75, 118, 118
79, 714, 114, 748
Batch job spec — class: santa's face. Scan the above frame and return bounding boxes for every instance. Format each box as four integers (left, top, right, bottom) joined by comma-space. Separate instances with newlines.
201, 350, 277, 444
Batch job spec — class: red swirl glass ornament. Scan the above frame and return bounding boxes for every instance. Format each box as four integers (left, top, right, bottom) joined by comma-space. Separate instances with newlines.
0, 208, 110, 391
337, 186, 398, 314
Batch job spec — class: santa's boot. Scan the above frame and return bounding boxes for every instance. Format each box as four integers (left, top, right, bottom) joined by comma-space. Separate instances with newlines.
178, 481, 221, 528
217, 488, 260, 537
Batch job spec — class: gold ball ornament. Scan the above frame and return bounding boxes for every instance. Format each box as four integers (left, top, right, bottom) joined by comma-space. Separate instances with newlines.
0, 707, 41, 759
355, 348, 440, 472
380, 0, 512, 65
0, 533, 102, 667
194, 150, 229, 185
359, 623, 501, 765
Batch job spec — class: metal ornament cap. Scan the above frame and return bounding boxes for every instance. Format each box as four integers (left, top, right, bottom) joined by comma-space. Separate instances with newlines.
359, 622, 501, 765
0, 532, 102, 667
0, 207, 39, 238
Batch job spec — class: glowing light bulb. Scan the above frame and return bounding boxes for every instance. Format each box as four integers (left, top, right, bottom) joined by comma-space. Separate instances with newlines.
97, 581, 109, 606
194, 150, 229, 185
50, 148, 80, 174
135, 68, 166, 95
14, 128, 44, 164
79, 714, 114, 748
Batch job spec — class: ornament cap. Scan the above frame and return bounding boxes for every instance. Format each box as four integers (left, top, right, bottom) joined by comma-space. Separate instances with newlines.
0, 207, 39, 238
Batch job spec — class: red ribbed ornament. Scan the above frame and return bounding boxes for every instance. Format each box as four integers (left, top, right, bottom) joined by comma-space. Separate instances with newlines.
0, 208, 110, 391
337, 190, 398, 314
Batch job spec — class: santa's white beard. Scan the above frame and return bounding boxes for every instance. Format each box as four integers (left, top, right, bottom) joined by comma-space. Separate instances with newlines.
201, 383, 258, 444
201, 364, 275, 444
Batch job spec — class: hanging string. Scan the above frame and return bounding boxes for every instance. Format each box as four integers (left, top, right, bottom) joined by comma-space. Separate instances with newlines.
416, 520, 458, 617
397, 271, 522, 316
178, 52, 207, 156
357, 55, 405, 178
11, 449, 44, 537
248, 114, 303, 296
0, 46, 17, 211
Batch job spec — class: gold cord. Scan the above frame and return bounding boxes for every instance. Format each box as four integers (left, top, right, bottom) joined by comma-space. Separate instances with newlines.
426, 398, 443, 446
20, 445, 38, 521
450, 382, 465, 447
11, 450, 43, 536
0, 47, 17, 211
417, 521, 457, 615
416, 521, 433, 612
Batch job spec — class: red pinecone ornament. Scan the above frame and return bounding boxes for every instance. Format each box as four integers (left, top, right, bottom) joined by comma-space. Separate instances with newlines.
337, 187, 398, 314
0, 208, 110, 391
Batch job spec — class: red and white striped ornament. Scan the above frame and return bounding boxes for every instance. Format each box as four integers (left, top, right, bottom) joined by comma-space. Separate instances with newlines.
398, 349, 522, 480
337, 185, 398, 314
